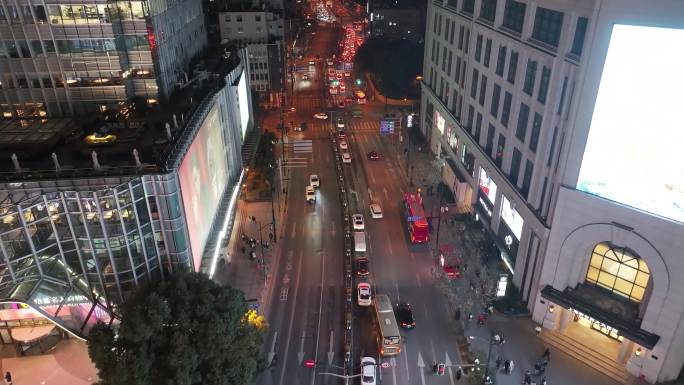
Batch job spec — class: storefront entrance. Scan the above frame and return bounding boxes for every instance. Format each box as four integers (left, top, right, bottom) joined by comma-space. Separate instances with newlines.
563, 310, 623, 360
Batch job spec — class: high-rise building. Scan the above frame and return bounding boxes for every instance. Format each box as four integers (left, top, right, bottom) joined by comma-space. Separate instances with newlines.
0, 48, 252, 341
420, 0, 684, 382
0, 0, 206, 118
368, 0, 426, 42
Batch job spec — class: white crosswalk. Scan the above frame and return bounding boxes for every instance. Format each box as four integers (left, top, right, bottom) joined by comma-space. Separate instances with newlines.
305, 120, 383, 134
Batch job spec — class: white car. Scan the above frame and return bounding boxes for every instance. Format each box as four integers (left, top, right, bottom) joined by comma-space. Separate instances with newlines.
352, 214, 364, 231
306, 185, 316, 202
314, 112, 328, 120
336, 118, 345, 129
339, 141, 348, 150
342, 152, 352, 163
361, 357, 376, 385
357, 282, 372, 307
327, 59, 334, 66
310, 174, 320, 188
370, 203, 383, 219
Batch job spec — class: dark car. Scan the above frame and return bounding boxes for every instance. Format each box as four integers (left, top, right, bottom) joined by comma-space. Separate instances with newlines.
367, 151, 381, 161
355, 257, 369, 276
337, 130, 346, 139
396, 303, 415, 329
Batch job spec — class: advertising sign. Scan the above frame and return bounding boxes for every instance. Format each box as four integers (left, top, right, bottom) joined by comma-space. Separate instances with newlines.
178, 104, 229, 271
577, 24, 684, 223
478, 168, 497, 205
500, 195, 523, 240
435, 110, 445, 134
380, 119, 395, 134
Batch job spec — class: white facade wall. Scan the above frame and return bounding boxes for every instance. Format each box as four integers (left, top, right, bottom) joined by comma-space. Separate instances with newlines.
218, 11, 283, 44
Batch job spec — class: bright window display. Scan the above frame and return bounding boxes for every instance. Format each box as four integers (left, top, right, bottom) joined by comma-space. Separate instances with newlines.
479, 168, 497, 204
500, 195, 523, 239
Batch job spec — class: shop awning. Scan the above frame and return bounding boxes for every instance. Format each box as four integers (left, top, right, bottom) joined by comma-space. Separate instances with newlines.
541, 285, 660, 349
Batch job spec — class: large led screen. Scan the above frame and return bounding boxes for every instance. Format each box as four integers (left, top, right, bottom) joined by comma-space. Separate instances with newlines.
435, 110, 445, 135
479, 168, 497, 204
179, 104, 229, 271
500, 195, 523, 240
577, 24, 684, 223
237, 73, 250, 140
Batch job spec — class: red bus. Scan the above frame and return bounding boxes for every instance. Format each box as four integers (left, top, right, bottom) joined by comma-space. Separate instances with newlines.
403, 192, 429, 244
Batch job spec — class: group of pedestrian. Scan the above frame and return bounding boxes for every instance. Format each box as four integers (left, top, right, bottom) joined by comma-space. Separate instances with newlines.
522, 348, 551, 384
495, 357, 515, 374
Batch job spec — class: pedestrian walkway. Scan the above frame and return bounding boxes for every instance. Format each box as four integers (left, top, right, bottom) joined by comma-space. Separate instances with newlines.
0, 339, 98, 385
399, 128, 642, 385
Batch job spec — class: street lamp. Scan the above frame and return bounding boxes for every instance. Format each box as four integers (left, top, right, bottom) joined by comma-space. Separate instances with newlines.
249, 216, 273, 282
467, 332, 504, 385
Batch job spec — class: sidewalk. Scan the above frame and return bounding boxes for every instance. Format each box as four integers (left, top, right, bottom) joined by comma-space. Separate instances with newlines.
397, 132, 629, 385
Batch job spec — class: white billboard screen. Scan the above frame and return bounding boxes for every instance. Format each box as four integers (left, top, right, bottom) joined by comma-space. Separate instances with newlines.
479, 168, 497, 204
178, 104, 228, 271
500, 195, 523, 240
237, 73, 250, 140
577, 24, 684, 223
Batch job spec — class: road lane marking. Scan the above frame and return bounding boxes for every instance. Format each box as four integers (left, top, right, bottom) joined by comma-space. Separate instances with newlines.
417, 352, 426, 385
391, 357, 397, 385
331, 221, 336, 237
267, 332, 278, 367
403, 343, 410, 383
291, 222, 297, 239
445, 352, 455, 385
310, 251, 326, 385
383, 187, 389, 201
416, 272, 422, 288
277, 250, 304, 385
298, 331, 306, 364
327, 331, 334, 365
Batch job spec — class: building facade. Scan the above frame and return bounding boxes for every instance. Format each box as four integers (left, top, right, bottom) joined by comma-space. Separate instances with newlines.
0, 58, 250, 341
419, 0, 684, 382
0, 0, 206, 118
369, 0, 426, 41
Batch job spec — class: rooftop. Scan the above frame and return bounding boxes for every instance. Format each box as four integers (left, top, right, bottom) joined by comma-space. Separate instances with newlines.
0, 45, 243, 182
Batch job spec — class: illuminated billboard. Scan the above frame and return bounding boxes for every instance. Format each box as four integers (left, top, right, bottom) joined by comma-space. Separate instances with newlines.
435, 110, 445, 135
577, 24, 684, 223
500, 195, 523, 240
479, 168, 497, 204
178, 104, 229, 271
237, 73, 251, 140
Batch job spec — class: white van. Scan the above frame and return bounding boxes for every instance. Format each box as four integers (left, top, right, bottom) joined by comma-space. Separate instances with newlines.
354, 232, 366, 253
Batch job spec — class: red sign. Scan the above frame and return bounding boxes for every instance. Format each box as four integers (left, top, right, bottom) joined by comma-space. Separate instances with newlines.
304, 359, 315, 368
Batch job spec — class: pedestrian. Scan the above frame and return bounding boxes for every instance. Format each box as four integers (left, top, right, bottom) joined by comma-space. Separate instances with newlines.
456, 366, 462, 380
524, 370, 532, 384
504, 360, 510, 373
541, 377, 547, 385
4, 372, 11, 385
454, 307, 461, 321
542, 347, 551, 361
508, 360, 514, 373
495, 357, 502, 369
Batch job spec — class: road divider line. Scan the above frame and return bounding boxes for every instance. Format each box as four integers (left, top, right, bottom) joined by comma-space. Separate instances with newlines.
291, 222, 297, 239
298, 331, 306, 364
417, 352, 426, 385
267, 331, 278, 366
277, 250, 304, 385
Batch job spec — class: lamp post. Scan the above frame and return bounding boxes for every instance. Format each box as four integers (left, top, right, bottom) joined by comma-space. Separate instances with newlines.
467, 332, 503, 385
249, 216, 273, 283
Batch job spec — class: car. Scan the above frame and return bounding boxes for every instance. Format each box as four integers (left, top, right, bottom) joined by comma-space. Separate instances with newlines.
367, 151, 381, 161
308, 60, 315, 66
396, 303, 416, 329
294, 122, 308, 132
342, 152, 352, 163
314, 112, 328, 120
302, 74, 309, 80
355, 257, 369, 276
289, 106, 297, 113
352, 214, 364, 230
339, 141, 348, 150
306, 185, 316, 203
310, 174, 320, 188
369, 203, 383, 219
336, 118, 345, 129
337, 101, 346, 109
344, 71, 351, 77
337, 130, 346, 139
357, 282, 372, 307
339, 84, 346, 92
361, 357, 376, 385
327, 59, 334, 66
443, 265, 461, 280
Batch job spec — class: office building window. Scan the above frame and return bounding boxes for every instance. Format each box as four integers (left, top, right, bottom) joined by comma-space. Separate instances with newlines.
237, 15, 243, 22
538, 66, 551, 104
547, 126, 558, 167
8, 5, 20, 23
480, 0, 496, 22
509, 148, 522, 185
507, 51, 518, 84
538, 177, 548, 213
462, 0, 475, 14
515, 103, 530, 142
450, 20, 456, 43
486, 124, 495, 156
529, 112, 542, 153
532, 7, 564, 47
225, 15, 231, 22
571, 17, 588, 57
464, 29, 470, 53
467, 104, 474, 132
42, 77, 53, 88
438, 14, 442, 36
255, 15, 261, 21
521, 160, 533, 198
34, 5, 47, 23
475, 34, 483, 62
474, 112, 482, 143
44, 40, 56, 54
501, 92, 512, 127
22, 6, 34, 23
490, 84, 501, 118
470, 69, 479, 98
0, 6, 6, 23
479, 75, 487, 106
458, 26, 465, 50
484, 39, 492, 67
30, 40, 44, 56
455, 57, 462, 84
502, 0, 526, 33
442, 49, 447, 71
447, 51, 453, 75
495, 46, 507, 76
523, 59, 537, 95
447, 0, 458, 8
496, 134, 506, 168
431, 39, 436, 62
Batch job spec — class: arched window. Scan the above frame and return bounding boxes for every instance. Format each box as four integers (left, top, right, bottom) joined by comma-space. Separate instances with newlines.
585, 242, 650, 303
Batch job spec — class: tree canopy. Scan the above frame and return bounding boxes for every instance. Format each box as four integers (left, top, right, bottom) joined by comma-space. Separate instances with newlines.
88, 272, 265, 385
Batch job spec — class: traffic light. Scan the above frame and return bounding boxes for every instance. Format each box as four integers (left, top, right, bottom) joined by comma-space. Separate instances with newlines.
355, 78, 362, 85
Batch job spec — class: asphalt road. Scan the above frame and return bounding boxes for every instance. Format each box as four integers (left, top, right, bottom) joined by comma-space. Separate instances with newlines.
258, 5, 465, 385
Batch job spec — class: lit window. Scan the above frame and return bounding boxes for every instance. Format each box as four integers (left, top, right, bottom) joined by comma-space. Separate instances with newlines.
585, 242, 650, 303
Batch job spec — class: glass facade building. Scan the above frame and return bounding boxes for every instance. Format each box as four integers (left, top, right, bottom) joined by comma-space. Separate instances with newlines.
0, 0, 207, 118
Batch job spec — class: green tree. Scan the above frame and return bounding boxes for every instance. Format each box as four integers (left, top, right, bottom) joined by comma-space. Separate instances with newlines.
88, 272, 265, 385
